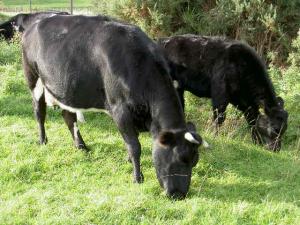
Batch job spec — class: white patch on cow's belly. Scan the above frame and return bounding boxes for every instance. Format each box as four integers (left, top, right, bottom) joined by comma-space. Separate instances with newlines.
76, 112, 85, 123
33, 78, 44, 101
33, 79, 110, 122
45, 89, 110, 121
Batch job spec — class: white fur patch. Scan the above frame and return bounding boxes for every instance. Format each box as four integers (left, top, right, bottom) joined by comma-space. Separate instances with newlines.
173, 80, 179, 89
33, 78, 44, 101
44, 88, 56, 106
33, 80, 109, 123
184, 132, 200, 144
73, 122, 79, 139
48, 14, 56, 18
76, 112, 85, 123
12, 24, 20, 32
45, 90, 110, 121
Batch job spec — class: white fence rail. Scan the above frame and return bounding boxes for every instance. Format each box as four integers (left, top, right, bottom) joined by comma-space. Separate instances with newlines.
0, 6, 94, 15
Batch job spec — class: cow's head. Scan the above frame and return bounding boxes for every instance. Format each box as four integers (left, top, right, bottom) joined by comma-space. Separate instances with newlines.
255, 97, 288, 151
153, 122, 208, 199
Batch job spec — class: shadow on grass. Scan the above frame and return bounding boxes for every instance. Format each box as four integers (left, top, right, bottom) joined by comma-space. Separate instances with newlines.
0, 95, 33, 118
189, 141, 300, 205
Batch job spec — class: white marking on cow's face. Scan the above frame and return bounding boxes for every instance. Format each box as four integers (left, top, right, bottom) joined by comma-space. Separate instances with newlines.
173, 80, 179, 89
12, 24, 20, 32
11, 21, 20, 32
33, 78, 44, 101
184, 132, 200, 144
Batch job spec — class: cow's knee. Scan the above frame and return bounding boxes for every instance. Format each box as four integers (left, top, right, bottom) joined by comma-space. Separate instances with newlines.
62, 110, 87, 150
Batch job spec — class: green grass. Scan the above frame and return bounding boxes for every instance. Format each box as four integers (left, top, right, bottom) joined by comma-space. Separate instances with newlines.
0, 13, 10, 22
2, 0, 92, 9
0, 39, 299, 224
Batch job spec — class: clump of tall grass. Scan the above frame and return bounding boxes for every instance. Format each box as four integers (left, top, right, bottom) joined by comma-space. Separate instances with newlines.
0, 35, 22, 66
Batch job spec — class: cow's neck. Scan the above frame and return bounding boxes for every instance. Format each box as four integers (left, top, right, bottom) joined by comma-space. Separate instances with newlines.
149, 90, 186, 137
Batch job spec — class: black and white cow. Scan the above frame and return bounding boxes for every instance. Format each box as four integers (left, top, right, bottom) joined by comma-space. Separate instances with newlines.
22, 15, 208, 199
0, 11, 69, 40
158, 34, 288, 151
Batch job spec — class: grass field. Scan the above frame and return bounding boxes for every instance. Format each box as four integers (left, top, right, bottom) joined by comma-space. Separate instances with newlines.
1, 0, 92, 9
0, 13, 9, 22
0, 38, 299, 224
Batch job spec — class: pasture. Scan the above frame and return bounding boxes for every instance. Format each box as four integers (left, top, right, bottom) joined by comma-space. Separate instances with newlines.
0, 26, 300, 225
1, 0, 91, 9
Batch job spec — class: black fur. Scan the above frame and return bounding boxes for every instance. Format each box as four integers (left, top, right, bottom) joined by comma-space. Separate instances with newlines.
158, 34, 288, 151
22, 16, 203, 198
0, 11, 69, 40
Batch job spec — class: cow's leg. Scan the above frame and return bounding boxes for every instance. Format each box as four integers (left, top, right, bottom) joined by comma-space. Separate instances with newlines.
211, 88, 229, 134
33, 93, 47, 145
212, 104, 228, 135
177, 88, 185, 111
243, 106, 262, 145
23, 60, 48, 145
61, 110, 87, 150
210, 74, 229, 134
112, 105, 143, 183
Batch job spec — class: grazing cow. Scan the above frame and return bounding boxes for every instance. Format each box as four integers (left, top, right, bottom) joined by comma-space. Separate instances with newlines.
0, 11, 69, 40
22, 15, 208, 199
158, 34, 288, 151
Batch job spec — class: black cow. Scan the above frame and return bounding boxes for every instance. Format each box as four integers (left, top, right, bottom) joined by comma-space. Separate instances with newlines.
22, 15, 208, 199
158, 34, 288, 151
0, 11, 69, 40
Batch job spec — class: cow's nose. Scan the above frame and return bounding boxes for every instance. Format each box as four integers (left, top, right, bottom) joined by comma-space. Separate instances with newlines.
166, 189, 186, 200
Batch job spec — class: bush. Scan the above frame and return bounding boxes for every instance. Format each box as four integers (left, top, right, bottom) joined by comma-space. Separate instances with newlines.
92, 0, 300, 66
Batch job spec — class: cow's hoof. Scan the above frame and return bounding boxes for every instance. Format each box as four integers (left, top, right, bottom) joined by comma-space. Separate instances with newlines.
76, 143, 89, 151
39, 137, 48, 145
126, 156, 132, 163
134, 172, 144, 183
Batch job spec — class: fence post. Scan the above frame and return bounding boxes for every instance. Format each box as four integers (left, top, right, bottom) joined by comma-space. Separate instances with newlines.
29, 0, 32, 12
70, 0, 73, 14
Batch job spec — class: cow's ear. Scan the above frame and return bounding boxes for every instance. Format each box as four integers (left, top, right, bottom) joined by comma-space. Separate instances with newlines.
158, 131, 176, 147
186, 121, 196, 132
277, 96, 284, 107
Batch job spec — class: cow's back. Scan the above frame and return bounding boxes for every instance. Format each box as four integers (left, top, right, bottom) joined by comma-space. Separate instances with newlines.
23, 16, 107, 109
22, 15, 170, 111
